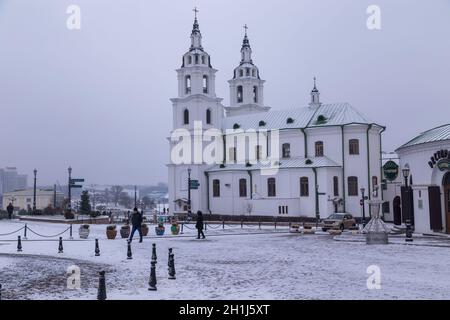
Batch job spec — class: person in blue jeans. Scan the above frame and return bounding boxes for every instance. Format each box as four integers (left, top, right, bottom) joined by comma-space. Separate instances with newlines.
128, 207, 143, 243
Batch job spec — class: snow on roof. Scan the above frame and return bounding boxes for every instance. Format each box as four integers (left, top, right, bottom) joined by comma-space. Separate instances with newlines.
397, 124, 450, 150
206, 156, 340, 172
222, 103, 383, 131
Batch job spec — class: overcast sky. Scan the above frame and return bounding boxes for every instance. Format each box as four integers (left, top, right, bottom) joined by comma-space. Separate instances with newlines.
0, 0, 449, 186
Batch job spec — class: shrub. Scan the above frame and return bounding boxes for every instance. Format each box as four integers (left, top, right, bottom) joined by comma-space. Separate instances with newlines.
107, 225, 116, 231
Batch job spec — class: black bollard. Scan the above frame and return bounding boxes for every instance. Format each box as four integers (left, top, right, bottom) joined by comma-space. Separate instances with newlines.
148, 260, 157, 291
222, 220, 225, 229
69, 224, 73, 239
23, 224, 28, 240
241, 220, 243, 228
95, 239, 100, 256
168, 248, 176, 280
0, 283, 2, 301
17, 236, 22, 252
97, 271, 107, 300
151, 243, 157, 263
259, 220, 261, 230
58, 237, 63, 253
127, 241, 132, 260
180, 223, 184, 234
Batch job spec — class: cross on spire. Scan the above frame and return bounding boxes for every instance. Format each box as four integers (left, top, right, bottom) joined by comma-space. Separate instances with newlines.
193, 7, 199, 19
243, 24, 248, 36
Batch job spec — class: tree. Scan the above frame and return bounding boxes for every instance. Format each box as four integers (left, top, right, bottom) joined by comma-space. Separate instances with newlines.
111, 185, 124, 206
80, 190, 91, 215
141, 196, 155, 210
104, 188, 110, 206
118, 192, 132, 209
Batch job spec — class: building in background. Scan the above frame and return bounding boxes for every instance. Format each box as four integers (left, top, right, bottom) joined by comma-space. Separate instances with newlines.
0, 167, 28, 207
2, 189, 64, 212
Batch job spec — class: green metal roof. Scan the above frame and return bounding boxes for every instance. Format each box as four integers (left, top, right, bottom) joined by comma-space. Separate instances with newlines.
397, 124, 450, 150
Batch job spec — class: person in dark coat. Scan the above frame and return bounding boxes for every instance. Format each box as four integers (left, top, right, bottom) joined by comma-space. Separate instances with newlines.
128, 207, 143, 243
7, 203, 14, 219
195, 211, 206, 239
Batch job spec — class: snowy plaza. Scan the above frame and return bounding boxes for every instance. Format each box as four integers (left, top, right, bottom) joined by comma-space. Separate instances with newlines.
1, 219, 450, 300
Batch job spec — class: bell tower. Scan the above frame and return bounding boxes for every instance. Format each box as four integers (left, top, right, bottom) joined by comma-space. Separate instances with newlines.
226, 25, 270, 117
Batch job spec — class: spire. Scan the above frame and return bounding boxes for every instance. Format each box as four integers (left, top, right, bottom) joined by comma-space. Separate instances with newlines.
310, 76, 320, 106
190, 7, 203, 50
241, 24, 252, 63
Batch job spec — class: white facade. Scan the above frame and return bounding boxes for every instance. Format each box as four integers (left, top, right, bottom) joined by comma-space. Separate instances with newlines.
2, 189, 65, 211
168, 16, 385, 219
394, 124, 450, 235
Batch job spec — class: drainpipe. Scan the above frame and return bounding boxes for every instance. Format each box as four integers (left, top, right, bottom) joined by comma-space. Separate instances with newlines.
379, 127, 386, 201
204, 172, 211, 214
247, 170, 253, 199
222, 135, 226, 164
312, 167, 319, 224
340, 125, 346, 212
300, 128, 308, 158
366, 124, 373, 217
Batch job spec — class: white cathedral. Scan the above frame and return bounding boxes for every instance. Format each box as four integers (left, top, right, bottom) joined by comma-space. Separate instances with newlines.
168, 14, 385, 219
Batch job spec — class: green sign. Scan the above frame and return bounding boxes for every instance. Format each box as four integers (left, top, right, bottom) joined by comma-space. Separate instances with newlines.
437, 159, 450, 171
190, 180, 200, 190
383, 161, 399, 181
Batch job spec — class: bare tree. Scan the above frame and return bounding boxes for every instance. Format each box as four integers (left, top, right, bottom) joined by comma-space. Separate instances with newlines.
110, 185, 124, 206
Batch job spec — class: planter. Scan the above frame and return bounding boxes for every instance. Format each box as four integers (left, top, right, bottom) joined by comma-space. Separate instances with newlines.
303, 228, 316, 235
155, 225, 165, 236
64, 211, 75, 220
120, 225, 130, 239
171, 224, 180, 235
289, 225, 301, 233
78, 225, 90, 239
141, 224, 149, 236
328, 229, 342, 236
106, 225, 117, 240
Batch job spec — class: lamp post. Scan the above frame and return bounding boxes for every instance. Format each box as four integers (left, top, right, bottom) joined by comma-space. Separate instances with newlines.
360, 187, 368, 227
68, 166, 72, 214
187, 168, 192, 216
402, 164, 413, 242
33, 169, 37, 215
134, 186, 137, 209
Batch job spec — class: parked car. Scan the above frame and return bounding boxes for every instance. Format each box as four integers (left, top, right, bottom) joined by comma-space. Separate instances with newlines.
321, 213, 356, 231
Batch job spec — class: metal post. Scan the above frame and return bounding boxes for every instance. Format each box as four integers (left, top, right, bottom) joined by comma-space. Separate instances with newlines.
33, 169, 37, 215
97, 271, 107, 300
127, 241, 132, 259
148, 260, 157, 291
58, 237, 63, 253
23, 224, 27, 240
404, 177, 413, 242
187, 169, 192, 215
17, 236, 22, 252
362, 189, 366, 227
68, 167, 72, 214
134, 185, 137, 208
53, 184, 57, 208
168, 248, 176, 280
241, 219, 243, 228
0, 283, 2, 300
259, 220, 261, 230
223, 220, 225, 229
151, 243, 157, 262
95, 239, 100, 256
69, 224, 73, 239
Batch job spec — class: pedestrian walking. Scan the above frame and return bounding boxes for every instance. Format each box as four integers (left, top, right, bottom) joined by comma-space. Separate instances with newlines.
6, 203, 14, 220
128, 207, 143, 243
195, 211, 206, 239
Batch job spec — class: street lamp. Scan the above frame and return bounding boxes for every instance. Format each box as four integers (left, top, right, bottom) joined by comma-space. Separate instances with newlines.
402, 164, 413, 242
360, 187, 368, 227
187, 168, 192, 216
68, 166, 72, 214
33, 169, 37, 215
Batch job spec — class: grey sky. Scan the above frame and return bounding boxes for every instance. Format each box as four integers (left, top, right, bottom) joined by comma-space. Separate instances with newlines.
1, 0, 449, 186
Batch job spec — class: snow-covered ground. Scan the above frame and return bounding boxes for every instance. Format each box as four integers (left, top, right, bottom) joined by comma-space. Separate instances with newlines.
1, 219, 450, 300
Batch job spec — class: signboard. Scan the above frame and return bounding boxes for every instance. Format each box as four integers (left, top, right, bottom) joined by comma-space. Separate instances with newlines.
189, 180, 200, 190
428, 149, 449, 170
383, 161, 399, 181
70, 185, 83, 188
70, 179, 85, 183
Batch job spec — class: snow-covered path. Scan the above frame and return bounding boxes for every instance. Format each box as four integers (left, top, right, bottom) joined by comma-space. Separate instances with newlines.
1, 220, 449, 300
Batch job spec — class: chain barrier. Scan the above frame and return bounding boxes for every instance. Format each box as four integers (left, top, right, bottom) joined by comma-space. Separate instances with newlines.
26, 226, 71, 238
0, 226, 25, 237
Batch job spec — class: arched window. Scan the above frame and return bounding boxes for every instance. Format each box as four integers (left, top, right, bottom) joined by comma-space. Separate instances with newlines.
201, 55, 206, 64
348, 177, 358, 196
300, 177, 309, 197
282, 143, 291, 158
206, 109, 212, 125
333, 176, 339, 197
239, 69, 244, 77
213, 180, 220, 197
203, 75, 208, 94
252, 69, 256, 77
372, 176, 378, 189
194, 54, 199, 64
268, 178, 276, 197
246, 68, 250, 76
253, 86, 258, 103
188, 55, 192, 64
239, 179, 247, 197
183, 109, 189, 125
315, 141, 324, 157
349, 139, 360, 155
237, 86, 243, 103
185, 75, 191, 94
